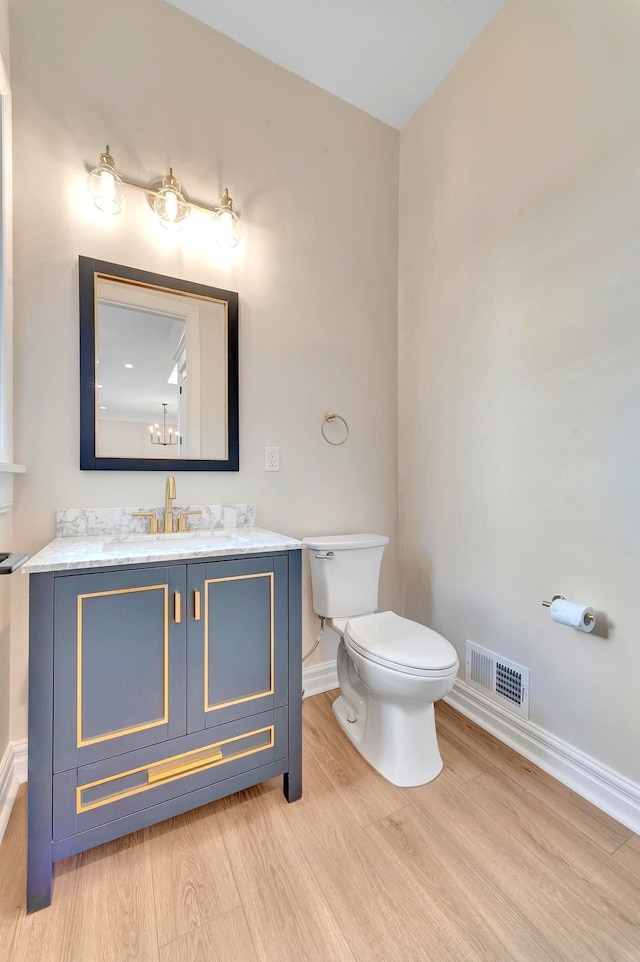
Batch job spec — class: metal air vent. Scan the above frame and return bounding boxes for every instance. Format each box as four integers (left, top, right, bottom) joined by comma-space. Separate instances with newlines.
466, 641, 529, 719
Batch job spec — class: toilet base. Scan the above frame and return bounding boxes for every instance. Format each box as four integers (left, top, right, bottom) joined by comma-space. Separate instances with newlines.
332, 691, 444, 788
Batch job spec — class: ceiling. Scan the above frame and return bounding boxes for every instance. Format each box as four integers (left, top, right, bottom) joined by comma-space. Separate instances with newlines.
166, 0, 504, 128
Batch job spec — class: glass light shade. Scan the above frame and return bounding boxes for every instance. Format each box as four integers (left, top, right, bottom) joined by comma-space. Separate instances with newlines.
87, 148, 126, 215
153, 169, 189, 230
214, 208, 242, 248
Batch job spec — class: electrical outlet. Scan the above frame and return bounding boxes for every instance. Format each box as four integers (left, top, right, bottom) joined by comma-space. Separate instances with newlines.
265, 446, 280, 471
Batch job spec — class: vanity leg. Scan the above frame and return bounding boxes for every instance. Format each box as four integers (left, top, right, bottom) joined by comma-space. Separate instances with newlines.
27, 830, 53, 913
283, 767, 302, 803
27, 573, 55, 911
284, 551, 302, 803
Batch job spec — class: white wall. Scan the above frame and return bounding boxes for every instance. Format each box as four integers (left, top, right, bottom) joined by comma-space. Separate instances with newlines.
198, 308, 227, 460
399, 0, 640, 782
9, 0, 399, 741
98, 419, 179, 459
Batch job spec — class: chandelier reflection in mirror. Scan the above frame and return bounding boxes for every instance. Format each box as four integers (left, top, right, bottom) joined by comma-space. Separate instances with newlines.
150, 403, 179, 447
87, 146, 242, 248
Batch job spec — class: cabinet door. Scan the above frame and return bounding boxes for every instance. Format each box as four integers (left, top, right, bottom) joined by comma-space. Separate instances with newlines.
187, 555, 288, 732
54, 566, 187, 771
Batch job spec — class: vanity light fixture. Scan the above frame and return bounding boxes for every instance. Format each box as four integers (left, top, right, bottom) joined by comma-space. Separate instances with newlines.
212, 188, 241, 248
87, 146, 126, 215
153, 168, 189, 230
87, 145, 242, 247
149, 402, 178, 447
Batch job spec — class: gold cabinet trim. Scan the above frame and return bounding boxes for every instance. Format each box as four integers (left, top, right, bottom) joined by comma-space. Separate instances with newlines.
203, 572, 275, 713
76, 724, 275, 814
76, 584, 169, 748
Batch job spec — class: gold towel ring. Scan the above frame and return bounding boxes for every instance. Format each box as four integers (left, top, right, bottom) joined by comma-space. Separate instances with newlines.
321, 412, 349, 446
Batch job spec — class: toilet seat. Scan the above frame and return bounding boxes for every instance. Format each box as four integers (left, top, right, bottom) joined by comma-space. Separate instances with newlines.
344, 611, 458, 677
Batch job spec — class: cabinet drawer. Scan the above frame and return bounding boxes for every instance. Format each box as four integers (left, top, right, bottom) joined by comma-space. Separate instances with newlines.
53, 707, 287, 839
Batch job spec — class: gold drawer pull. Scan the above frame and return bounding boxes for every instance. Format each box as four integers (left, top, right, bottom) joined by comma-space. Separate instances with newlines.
148, 749, 223, 784
77, 726, 274, 814
174, 591, 182, 623
194, 589, 201, 621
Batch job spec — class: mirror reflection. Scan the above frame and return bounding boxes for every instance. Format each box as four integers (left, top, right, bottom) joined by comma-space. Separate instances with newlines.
79, 256, 239, 472
95, 278, 227, 460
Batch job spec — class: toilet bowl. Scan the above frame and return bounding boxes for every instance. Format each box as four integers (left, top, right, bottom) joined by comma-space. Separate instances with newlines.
330, 611, 458, 786
302, 535, 459, 787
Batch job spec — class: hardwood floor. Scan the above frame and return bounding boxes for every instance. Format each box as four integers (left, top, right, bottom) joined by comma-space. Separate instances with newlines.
1, 695, 639, 961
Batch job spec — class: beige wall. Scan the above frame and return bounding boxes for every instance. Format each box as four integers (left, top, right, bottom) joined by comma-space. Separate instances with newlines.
0, 0, 8, 69
0, 509, 11, 761
0, 0, 11, 764
9, 0, 399, 741
399, 0, 640, 781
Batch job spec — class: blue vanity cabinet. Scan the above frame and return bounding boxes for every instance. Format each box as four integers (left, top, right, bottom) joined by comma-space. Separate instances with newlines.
27, 549, 302, 913
186, 555, 289, 732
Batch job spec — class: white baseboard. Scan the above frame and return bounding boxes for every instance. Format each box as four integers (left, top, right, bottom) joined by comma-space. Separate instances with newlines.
445, 680, 640, 836
303, 660, 338, 699
4, 678, 637, 841
0, 738, 27, 844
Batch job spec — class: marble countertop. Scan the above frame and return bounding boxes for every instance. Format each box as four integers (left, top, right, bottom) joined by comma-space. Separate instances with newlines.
23, 526, 305, 574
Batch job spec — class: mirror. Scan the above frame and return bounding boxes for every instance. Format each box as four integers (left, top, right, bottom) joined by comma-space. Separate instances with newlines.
79, 257, 238, 471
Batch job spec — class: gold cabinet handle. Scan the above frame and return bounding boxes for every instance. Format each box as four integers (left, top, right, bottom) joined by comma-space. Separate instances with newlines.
174, 591, 181, 623
194, 589, 201, 621
147, 749, 223, 784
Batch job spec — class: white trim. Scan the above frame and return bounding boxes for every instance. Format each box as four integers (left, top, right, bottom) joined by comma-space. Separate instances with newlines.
445, 679, 640, 836
0, 462, 25, 474
12, 739, 27, 783
0, 469, 14, 513
0, 739, 27, 844
302, 659, 338, 698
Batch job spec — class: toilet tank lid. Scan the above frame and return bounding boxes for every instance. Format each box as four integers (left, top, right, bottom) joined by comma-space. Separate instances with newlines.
302, 534, 390, 551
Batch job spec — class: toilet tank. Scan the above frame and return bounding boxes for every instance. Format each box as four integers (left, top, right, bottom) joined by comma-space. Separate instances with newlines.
302, 534, 389, 618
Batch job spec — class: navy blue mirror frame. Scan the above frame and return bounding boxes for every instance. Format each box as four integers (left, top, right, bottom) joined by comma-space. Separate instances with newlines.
79, 257, 239, 471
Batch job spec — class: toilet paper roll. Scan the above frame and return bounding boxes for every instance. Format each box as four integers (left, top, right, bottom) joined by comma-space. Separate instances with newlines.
549, 598, 595, 633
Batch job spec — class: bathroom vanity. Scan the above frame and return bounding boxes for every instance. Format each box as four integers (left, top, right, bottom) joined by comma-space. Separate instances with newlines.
24, 506, 303, 912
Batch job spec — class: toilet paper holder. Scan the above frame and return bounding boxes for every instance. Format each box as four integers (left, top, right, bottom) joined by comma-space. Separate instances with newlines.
542, 594, 595, 626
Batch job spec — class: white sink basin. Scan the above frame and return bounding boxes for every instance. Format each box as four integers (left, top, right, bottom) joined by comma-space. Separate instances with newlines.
101, 531, 241, 552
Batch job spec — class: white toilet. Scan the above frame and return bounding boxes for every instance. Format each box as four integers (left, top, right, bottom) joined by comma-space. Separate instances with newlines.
302, 533, 459, 787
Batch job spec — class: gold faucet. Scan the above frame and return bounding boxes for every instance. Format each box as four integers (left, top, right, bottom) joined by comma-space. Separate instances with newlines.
163, 475, 176, 533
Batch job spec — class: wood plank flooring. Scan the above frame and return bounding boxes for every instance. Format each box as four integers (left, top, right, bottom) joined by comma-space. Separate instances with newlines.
1, 695, 639, 961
